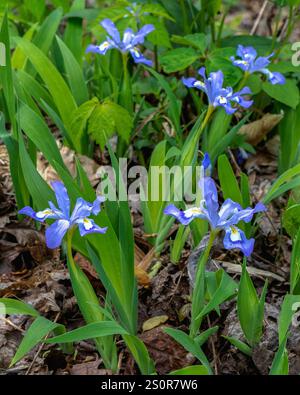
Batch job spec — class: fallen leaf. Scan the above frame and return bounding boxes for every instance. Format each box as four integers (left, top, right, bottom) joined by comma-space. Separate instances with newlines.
238, 113, 283, 146
142, 315, 168, 331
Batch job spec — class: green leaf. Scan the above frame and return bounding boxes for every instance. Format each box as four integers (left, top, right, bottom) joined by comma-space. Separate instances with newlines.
63, 0, 85, 65
278, 294, 300, 344
218, 154, 243, 205
263, 163, 300, 204
262, 79, 299, 109
0, 298, 39, 317
197, 270, 237, 319
222, 336, 252, 356
171, 33, 207, 52
19, 104, 66, 170
237, 260, 267, 346
290, 228, 300, 294
11, 316, 63, 366
221, 35, 276, 53
169, 365, 209, 375
123, 334, 156, 375
164, 328, 212, 374
88, 101, 133, 150
141, 15, 170, 48
70, 97, 99, 149
141, 3, 174, 20
18, 133, 55, 209
56, 35, 88, 105
24, 8, 63, 75
14, 37, 78, 148
46, 321, 127, 343
270, 338, 289, 375
283, 204, 300, 238
159, 47, 199, 73
0, 12, 17, 135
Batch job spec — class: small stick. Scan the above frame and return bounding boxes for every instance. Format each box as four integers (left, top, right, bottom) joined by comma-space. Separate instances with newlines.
251, 0, 269, 35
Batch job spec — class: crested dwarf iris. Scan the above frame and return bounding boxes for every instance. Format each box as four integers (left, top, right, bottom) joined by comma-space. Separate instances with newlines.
231, 45, 285, 85
164, 155, 266, 257
182, 67, 253, 114
19, 181, 107, 249
86, 18, 154, 66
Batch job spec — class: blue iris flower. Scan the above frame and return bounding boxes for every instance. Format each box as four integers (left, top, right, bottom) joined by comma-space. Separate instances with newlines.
19, 181, 107, 249
86, 18, 154, 66
164, 154, 266, 257
231, 45, 285, 85
182, 67, 253, 114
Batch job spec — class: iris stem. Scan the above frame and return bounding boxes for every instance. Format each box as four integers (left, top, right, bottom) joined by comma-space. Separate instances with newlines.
190, 230, 217, 338
238, 71, 250, 91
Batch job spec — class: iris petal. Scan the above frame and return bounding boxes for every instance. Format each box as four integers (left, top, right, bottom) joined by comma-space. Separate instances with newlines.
131, 24, 155, 46
51, 181, 70, 219
45, 219, 70, 249
77, 218, 107, 236
101, 19, 121, 44
223, 226, 255, 257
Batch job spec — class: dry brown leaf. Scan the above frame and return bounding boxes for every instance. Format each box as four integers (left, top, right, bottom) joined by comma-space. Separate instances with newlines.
238, 113, 283, 146
134, 266, 150, 287
142, 315, 168, 332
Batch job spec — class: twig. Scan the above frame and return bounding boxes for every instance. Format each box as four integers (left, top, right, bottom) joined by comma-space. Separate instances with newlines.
250, 0, 269, 35
1, 317, 25, 333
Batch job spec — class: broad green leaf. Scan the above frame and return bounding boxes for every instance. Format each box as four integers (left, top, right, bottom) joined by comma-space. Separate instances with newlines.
0, 12, 17, 135
63, 0, 85, 65
56, 35, 88, 105
88, 101, 133, 150
218, 154, 243, 205
14, 37, 78, 148
171, 33, 207, 52
19, 104, 66, 170
24, 8, 63, 76
159, 47, 199, 73
141, 3, 174, 20
11, 316, 63, 366
223, 336, 252, 356
70, 97, 98, 149
263, 163, 300, 204
237, 259, 259, 346
123, 334, 156, 375
0, 298, 39, 317
282, 204, 300, 238
263, 79, 299, 109
197, 270, 237, 319
46, 321, 127, 343
278, 294, 300, 344
290, 228, 300, 294
270, 338, 289, 375
18, 133, 54, 209
169, 365, 209, 375
164, 327, 212, 374
221, 35, 275, 53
